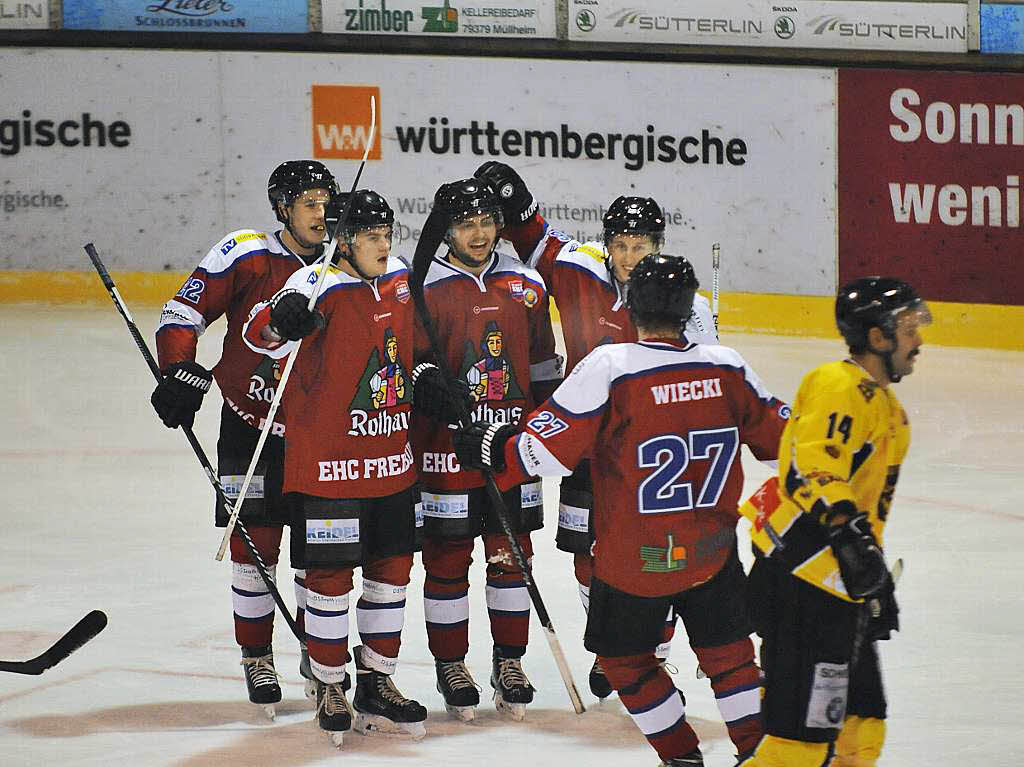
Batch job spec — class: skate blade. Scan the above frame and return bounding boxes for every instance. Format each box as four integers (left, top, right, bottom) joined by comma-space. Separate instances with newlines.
254, 703, 276, 721
354, 712, 426, 740
444, 703, 477, 722
494, 698, 527, 721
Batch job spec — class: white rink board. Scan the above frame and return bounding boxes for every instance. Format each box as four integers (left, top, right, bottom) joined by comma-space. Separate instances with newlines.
569, 0, 968, 52
1, 49, 836, 296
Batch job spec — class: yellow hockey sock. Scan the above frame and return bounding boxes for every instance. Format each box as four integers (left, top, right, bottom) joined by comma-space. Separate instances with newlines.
744, 735, 831, 767
835, 716, 886, 767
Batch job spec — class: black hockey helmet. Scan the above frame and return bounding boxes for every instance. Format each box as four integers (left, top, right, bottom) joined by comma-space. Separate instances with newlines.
836, 277, 930, 353
603, 196, 666, 249
433, 178, 504, 229
626, 254, 699, 328
327, 189, 395, 236
267, 160, 339, 223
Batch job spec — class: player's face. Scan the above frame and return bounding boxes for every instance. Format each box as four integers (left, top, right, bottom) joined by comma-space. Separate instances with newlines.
347, 225, 393, 278
607, 234, 659, 284
888, 307, 927, 379
285, 188, 331, 249
448, 211, 499, 271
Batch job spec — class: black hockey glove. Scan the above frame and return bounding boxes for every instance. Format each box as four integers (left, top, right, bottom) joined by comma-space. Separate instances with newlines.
867, 575, 899, 641
270, 290, 324, 341
150, 360, 212, 429
453, 422, 517, 472
411, 363, 472, 425
474, 161, 538, 225
827, 508, 889, 600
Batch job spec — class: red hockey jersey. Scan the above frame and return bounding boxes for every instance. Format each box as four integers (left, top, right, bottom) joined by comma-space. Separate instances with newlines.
243, 257, 417, 499
156, 229, 310, 436
413, 251, 562, 493
502, 216, 717, 373
498, 339, 789, 596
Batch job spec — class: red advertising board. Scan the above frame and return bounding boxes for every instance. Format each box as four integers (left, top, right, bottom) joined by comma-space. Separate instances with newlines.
839, 69, 1023, 305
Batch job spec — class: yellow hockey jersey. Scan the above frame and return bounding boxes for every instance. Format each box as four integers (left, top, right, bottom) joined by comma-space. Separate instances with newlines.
740, 359, 909, 601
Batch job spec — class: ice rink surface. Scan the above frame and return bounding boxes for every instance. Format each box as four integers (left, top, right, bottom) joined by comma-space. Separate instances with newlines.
2, 305, 1022, 766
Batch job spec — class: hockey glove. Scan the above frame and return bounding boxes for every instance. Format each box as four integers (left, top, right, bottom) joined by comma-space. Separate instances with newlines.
150, 360, 212, 429
270, 290, 324, 341
412, 363, 472, 425
453, 422, 517, 472
827, 509, 889, 600
867, 575, 899, 641
474, 161, 538, 225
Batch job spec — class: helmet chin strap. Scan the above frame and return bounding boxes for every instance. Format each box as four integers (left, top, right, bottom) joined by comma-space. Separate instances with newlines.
337, 240, 378, 282
868, 335, 901, 383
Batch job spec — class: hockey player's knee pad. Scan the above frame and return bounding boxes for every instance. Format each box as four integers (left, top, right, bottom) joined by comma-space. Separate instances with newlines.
363, 554, 413, 587
600, 653, 660, 693
573, 552, 594, 588
305, 567, 354, 597
692, 637, 757, 682
422, 536, 475, 580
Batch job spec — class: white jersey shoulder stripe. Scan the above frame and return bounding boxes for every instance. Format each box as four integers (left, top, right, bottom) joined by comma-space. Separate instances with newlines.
557, 239, 610, 281
197, 229, 290, 277
491, 250, 547, 290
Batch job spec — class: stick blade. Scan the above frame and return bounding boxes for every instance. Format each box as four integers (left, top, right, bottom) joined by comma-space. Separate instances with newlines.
42, 610, 108, 670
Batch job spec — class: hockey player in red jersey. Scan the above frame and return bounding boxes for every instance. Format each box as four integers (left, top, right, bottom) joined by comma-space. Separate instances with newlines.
455, 254, 789, 766
411, 177, 563, 722
242, 190, 469, 746
152, 160, 338, 717
474, 161, 717, 698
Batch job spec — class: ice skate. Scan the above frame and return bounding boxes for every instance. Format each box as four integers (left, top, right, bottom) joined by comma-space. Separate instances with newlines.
352, 648, 427, 740
490, 648, 535, 721
315, 678, 354, 748
659, 748, 704, 766
240, 645, 281, 720
299, 643, 316, 700
435, 659, 481, 722
589, 656, 613, 699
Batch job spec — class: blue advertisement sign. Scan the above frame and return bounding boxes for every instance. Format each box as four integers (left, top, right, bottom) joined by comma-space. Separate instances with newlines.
64, 1, 308, 33
981, 4, 1024, 53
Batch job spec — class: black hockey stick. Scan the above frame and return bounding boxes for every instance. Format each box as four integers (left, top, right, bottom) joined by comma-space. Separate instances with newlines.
410, 211, 585, 714
84, 243, 302, 642
0, 610, 107, 675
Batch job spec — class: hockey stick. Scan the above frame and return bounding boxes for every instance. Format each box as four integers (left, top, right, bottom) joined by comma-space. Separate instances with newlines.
0, 610, 107, 675
711, 242, 720, 333
215, 96, 377, 562
84, 243, 302, 642
410, 211, 585, 715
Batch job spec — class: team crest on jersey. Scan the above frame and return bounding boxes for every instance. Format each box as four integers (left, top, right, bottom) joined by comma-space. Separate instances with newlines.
395, 280, 411, 304
640, 533, 687, 573
459, 321, 524, 404
350, 327, 410, 411
347, 328, 411, 438
857, 379, 879, 402
248, 356, 282, 404
509, 280, 524, 300
522, 286, 539, 308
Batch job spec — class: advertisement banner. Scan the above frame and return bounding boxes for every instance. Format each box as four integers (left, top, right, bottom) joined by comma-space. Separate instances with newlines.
2, 49, 836, 299
322, 0, 556, 38
63, 0, 308, 33
0, 1, 49, 28
569, 0, 968, 52
838, 69, 1024, 306
982, 4, 1024, 53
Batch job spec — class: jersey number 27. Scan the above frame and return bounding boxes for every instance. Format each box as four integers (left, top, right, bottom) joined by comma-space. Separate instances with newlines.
637, 427, 739, 514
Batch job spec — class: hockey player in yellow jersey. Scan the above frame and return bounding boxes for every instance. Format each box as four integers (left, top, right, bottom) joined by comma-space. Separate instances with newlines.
739, 277, 931, 767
